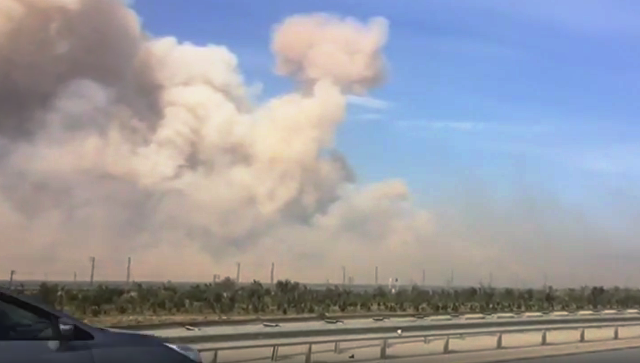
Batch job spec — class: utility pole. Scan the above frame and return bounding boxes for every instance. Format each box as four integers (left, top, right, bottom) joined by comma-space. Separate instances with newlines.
8, 270, 15, 289
126, 257, 131, 286
270, 262, 275, 285
235, 262, 241, 283
73, 271, 77, 283
422, 269, 426, 286
89, 256, 95, 286
375, 266, 379, 285
342, 266, 346, 286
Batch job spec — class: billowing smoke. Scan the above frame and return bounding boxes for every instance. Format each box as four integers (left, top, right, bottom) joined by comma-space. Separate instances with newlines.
1, 0, 634, 287
271, 13, 388, 93
0, 0, 434, 282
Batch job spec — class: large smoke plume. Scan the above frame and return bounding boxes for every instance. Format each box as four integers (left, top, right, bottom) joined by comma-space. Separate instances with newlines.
0, 0, 634, 287
0, 0, 430, 283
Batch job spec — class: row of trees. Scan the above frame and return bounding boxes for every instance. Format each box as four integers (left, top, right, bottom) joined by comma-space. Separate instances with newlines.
10, 278, 640, 320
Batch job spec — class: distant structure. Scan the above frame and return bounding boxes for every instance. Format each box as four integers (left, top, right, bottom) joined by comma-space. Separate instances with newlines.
389, 277, 399, 293
235, 262, 241, 283
126, 257, 131, 285
89, 256, 95, 286
270, 262, 275, 285
8, 270, 15, 288
447, 269, 454, 289
375, 266, 379, 285
342, 266, 346, 286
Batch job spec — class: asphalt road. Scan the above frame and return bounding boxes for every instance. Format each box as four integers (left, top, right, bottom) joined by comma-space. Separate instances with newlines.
192, 327, 640, 363
507, 347, 640, 362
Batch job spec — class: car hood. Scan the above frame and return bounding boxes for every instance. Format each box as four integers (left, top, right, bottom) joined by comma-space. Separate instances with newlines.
104, 328, 156, 336
86, 327, 168, 349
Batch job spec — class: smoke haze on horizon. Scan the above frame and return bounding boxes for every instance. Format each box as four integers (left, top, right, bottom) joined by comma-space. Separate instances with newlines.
0, 0, 638, 288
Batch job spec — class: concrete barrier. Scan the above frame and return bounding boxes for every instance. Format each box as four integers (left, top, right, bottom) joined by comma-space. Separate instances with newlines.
193, 322, 640, 363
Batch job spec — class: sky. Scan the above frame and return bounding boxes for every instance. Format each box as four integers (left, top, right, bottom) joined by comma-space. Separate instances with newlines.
130, 0, 640, 284
3, 0, 640, 287
131, 0, 640, 203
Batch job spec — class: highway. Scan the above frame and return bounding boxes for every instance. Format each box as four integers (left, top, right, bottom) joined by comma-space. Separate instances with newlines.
138, 311, 640, 344
508, 347, 640, 362
123, 311, 640, 361
188, 326, 640, 363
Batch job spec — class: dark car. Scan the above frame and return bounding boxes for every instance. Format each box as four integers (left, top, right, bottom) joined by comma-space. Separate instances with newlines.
0, 288, 202, 363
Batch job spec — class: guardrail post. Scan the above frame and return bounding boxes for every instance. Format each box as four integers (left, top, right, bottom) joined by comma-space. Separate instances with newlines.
270, 346, 279, 362
209, 350, 218, 363
443, 336, 450, 354
580, 328, 586, 343
541, 330, 547, 346
614, 326, 620, 340
496, 333, 503, 349
304, 344, 312, 363
380, 339, 388, 359
334, 342, 340, 354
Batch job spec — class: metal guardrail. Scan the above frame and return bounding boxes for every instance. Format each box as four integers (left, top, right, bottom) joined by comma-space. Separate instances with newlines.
123, 309, 638, 331
186, 321, 640, 363
161, 313, 640, 345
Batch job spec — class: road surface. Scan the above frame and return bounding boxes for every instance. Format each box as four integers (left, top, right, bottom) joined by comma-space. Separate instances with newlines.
192, 325, 640, 363
507, 347, 640, 362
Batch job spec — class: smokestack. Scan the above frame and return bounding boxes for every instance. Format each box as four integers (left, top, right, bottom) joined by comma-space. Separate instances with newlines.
236, 262, 241, 283
89, 257, 95, 286
270, 262, 275, 285
126, 257, 131, 285
375, 266, 378, 285
8, 270, 15, 289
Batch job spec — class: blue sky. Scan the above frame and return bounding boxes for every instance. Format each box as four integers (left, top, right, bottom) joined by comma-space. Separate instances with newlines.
132, 0, 640, 213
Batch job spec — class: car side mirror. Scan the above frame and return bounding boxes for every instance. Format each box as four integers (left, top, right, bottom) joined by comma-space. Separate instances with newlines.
47, 317, 74, 350
59, 323, 74, 338
57, 318, 75, 341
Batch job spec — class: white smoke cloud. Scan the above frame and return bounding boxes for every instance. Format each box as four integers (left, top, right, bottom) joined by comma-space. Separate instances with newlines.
271, 13, 388, 94
0, 0, 440, 283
